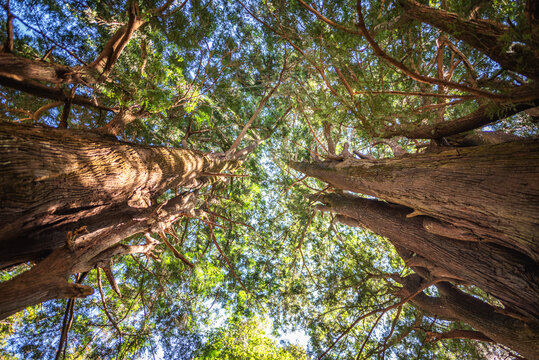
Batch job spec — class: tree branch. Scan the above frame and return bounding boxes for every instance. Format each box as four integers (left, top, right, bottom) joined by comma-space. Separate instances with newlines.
381, 97, 539, 139
398, 0, 539, 80
158, 231, 194, 268
355, 1, 510, 100
89, 1, 145, 77
226, 57, 286, 157
2, 1, 14, 53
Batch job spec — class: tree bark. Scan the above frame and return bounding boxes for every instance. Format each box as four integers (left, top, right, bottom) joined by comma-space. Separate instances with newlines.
317, 193, 539, 321
398, 0, 539, 81
397, 274, 539, 359
291, 139, 539, 261
0, 122, 237, 267
0, 192, 197, 319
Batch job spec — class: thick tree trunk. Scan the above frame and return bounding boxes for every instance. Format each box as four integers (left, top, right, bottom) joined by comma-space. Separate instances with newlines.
291, 139, 539, 261
317, 193, 539, 321
0, 192, 196, 319
397, 274, 539, 359
0, 122, 236, 267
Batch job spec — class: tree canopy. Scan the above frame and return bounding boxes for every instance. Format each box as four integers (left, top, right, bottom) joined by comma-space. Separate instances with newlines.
0, 0, 538, 359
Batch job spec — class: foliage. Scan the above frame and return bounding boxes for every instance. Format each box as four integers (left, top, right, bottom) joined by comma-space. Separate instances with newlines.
195, 317, 308, 360
0, 0, 536, 359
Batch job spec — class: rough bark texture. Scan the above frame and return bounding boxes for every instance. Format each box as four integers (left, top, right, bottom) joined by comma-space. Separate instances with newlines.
291, 139, 539, 261
0, 192, 197, 319
381, 99, 539, 139
0, 122, 236, 267
398, 0, 539, 81
298, 136, 539, 358
319, 193, 539, 321
397, 275, 539, 359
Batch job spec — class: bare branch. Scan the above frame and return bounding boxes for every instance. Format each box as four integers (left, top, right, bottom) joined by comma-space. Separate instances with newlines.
0, 73, 114, 111
102, 261, 121, 297
354, 90, 473, 99
97, 108, 148, 136
381, 97, 539, 139
323, 121, 336, 156
3, 2, 14, 53
96, 268, 123, 335
89, 1, 145, 77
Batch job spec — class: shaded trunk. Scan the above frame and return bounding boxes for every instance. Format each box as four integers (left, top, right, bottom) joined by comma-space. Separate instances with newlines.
0, 122, 236, 267
317, 193, 539, 320
291, 139, 539, 260
0, 192, 196, 319
398, 274, 539, 359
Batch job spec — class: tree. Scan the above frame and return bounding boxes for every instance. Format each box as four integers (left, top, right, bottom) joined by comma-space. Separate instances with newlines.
267, 0, 539, 357
195, 317, 308, 360
0, 0, 284, 322
2, 0, 539, 359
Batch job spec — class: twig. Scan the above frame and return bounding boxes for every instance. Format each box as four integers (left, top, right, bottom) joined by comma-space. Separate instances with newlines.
96, 268, 123, 336
226, 57, 287, 157
158, 231, 194, 268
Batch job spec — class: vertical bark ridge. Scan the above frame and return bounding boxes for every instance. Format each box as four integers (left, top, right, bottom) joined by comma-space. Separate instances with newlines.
291, 139, 539, 260
317, 193, 539, 320
0, 122, 236, 264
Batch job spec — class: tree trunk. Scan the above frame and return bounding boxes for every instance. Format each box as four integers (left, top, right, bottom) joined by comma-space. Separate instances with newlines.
316, 193, 539, 321
291, 139, 539, 261
397, 274, 539, 359
0, 192, 197, 319
0, 122, 237, 267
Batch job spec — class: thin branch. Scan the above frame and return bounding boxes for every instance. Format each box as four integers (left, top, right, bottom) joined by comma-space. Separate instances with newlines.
158, 231, 194, 268
297, 0, 361, 36
355, 1, 509, 100
202, 209, 255, 231
380, 306, 403, 360
96, 268, 123, 335
55, 272, 87, 360
356, 310, 385, 360
226, 57, 287, 156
